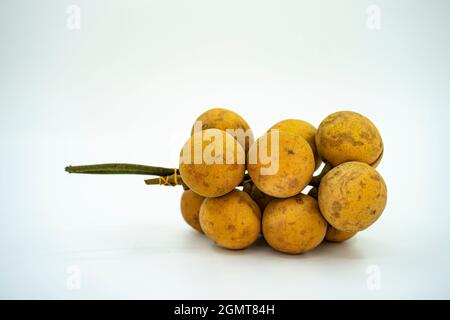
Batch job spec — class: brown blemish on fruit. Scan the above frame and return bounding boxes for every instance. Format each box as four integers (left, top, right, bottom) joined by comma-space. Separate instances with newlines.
359, 131, 371, 141
289, 178, 299, 189
242, 228, 250, 236
332, 201, 342, 218
322, 132, 364, 148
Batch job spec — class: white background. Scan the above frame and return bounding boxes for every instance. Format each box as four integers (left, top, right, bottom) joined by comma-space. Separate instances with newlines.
1, 0, 450, 299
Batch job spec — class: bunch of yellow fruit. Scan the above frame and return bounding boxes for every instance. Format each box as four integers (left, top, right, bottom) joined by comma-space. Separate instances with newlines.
180, 108, 387, 254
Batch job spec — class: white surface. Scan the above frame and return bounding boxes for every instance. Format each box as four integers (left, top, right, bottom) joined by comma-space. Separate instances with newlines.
1, 0, 450, 299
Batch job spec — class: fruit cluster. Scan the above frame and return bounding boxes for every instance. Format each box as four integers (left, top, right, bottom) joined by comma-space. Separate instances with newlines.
65, 107, 387, 255
180, 108, 387, 254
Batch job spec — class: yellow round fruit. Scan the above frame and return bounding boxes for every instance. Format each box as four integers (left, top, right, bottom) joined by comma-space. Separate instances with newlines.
247, 131, 315, 198
191, 108, 254, 155
199, 190, 261, 250
269, 119, 321, 169
263, 194, 327, 254
180, 190, 205, 233
179, 129, 245, 197
316, 111, 383, 167
318, 161, 387, 232
325, 225, 357, 242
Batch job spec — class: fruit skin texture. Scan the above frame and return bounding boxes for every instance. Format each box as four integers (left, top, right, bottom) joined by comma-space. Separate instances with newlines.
325, 225, 357, 242
179, 129, 245, 198
319, 161, 387, 232
199, 190, 261, 250
180, 190, 205, 233
262, 194, 327, 254
191, 108, 254, 155
247, 131, 315, 198
316, 111, 383, 167
269, 119, 322, 170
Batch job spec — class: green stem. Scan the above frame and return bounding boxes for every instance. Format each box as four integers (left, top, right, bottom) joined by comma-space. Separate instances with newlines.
144, 175, 182, 185
309, 163, 333, 188
145, 173, 251, 189
66, 164, 252, 191
144, 174, 190, 190
65, 163, 178, 176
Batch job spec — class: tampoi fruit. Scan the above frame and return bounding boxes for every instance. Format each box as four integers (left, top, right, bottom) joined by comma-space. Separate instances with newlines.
247, 131, 315, 198
269, 119, 321, 169
262, 194, 327, 254
319, 162, 387, 232
325, 225, 357, 243
315, 111, 383, 167
180, 190, 205, 233
199, 190, 261, 250
179, 129, 245, 198
191, 108, 254, 155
